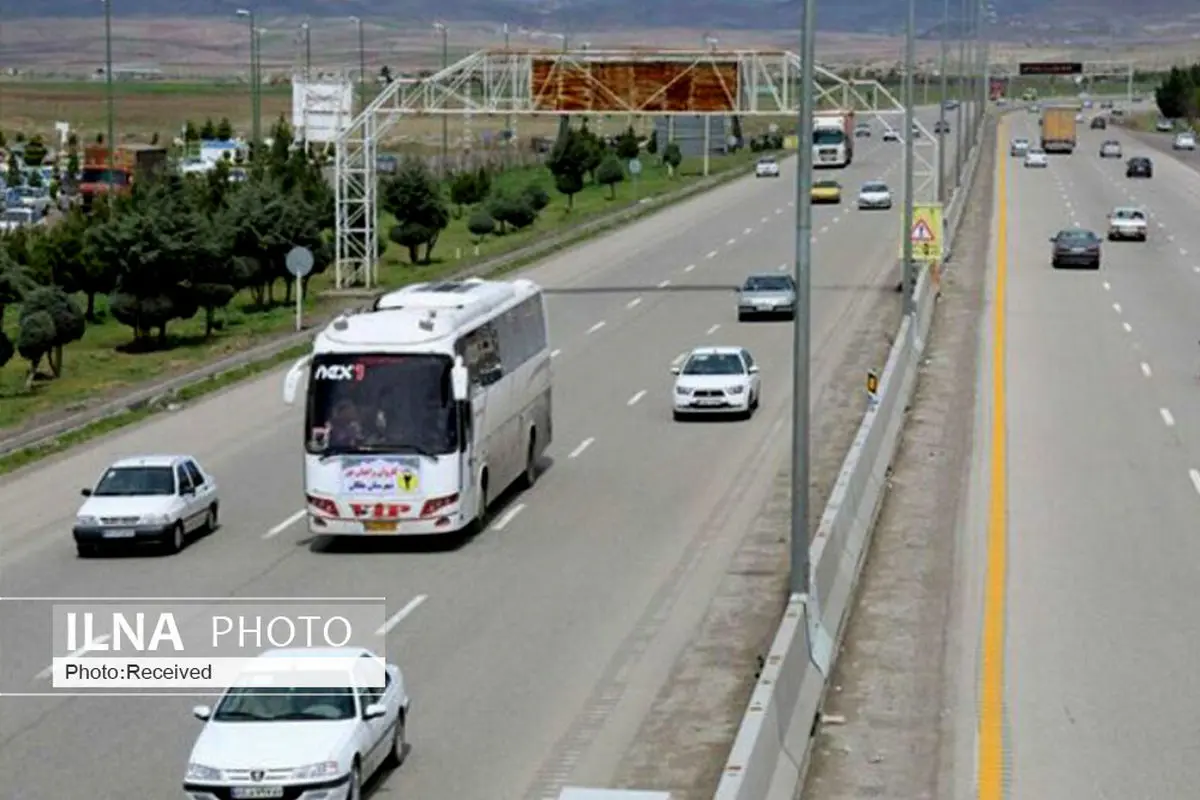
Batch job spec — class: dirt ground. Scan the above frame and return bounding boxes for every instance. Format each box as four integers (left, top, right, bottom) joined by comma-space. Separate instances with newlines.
801, 114, 997, 799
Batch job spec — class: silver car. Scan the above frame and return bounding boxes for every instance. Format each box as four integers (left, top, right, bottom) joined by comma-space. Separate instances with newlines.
1010, 138, 1030, 157
1099, 140, 1122, 158
737, 274, 796, 321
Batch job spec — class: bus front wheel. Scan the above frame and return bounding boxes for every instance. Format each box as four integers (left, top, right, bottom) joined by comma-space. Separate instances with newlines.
517, 431, 538, 490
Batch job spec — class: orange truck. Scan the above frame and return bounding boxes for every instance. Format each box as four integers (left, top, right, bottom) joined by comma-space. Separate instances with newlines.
78, 143, 168, 209
1040, 105, 1077, 154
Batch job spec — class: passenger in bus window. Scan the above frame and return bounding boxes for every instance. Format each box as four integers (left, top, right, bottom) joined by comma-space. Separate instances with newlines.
329, 399, 364, 448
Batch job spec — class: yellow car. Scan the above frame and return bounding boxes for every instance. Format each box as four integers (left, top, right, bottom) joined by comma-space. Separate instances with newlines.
810, 180, 842, 204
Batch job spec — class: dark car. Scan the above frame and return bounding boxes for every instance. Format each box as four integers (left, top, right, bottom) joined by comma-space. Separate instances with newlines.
1126, 157, 1153, 178
934, 120, 950, 134
1090, 117, 1106, 130
1050, 228, 1102, 270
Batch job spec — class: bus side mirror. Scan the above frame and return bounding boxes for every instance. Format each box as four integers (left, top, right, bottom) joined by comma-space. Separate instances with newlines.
451, 357, 469, 401
282, 355, 311, 405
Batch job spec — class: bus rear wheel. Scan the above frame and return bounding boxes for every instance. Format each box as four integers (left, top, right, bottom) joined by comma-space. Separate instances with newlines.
517, 431, 538, 490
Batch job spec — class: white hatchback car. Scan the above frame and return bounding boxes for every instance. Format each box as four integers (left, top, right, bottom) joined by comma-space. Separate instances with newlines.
1174, 131, 1196, 150
1024, 149, 1048, 168
755, 156, 780, 177
857, 180, 893, 210
73, 455, 219, 557
184, 647, 409, 800
672, 347, 761, 420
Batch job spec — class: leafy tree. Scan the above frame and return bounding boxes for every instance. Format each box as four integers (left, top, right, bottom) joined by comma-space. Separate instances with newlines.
576, 121, 604, 181
216, 117, 235, 140
51, 210, 118, 320
200, 118, 217, 140
615, 126, 640, 160
662, 142, 683, 177
595, 154, 625, 199
467, 208, 495, 242
23, 135, 47, 166
27, 170, 43, 189
66, 148, 80, 181
0, 330, 11, 369
95, 132, 104, 144
6, 151, 21, 186
381, 159, 450, 264
730, 115, 743, 150
0, 252, 34, 327
646, 128, 659, 156
184, 121, 200, 142
14, 132, 24, 143
18, 285, 86, 378
16, 310, 55, 388
1154, 65, 1200, 120
449, 170, 488, 216
522, 183, 549, 212
0, 131, 6, 148
554, 171, 584, 208
67, 132, 78, 148
547, 129, 588, 209
487, 189, 537, 232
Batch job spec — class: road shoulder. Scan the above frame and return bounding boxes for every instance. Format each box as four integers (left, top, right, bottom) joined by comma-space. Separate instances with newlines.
800, 117, 996, 799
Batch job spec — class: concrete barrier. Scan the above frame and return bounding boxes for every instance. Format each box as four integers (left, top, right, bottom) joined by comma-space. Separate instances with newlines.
713, 110, 997, 800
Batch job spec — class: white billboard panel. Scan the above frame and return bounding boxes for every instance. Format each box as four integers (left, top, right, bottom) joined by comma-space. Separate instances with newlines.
292, 78, 354, 143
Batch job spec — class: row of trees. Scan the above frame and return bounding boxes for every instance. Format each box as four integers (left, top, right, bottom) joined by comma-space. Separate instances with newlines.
0, 117, 332, 385
1155, 64, 1200, 121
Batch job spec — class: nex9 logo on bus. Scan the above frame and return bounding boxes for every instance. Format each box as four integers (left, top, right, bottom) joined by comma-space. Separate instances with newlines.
314, 364, 366, 381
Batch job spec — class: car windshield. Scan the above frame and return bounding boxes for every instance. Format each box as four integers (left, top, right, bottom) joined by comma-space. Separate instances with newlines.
813, 129, 845, 145
212, 686, 356, 722
744, 276, 792, 292
1013, 139, 1028, 146
305, 353, 459, 457
1114, 209, 1144, 220
814, 180, 838, 189
861, 182, 888, 192
93, 466, 175, 496
682, 353, 745, 376
758, 157, 775, 164
1058, 230, 1097, 244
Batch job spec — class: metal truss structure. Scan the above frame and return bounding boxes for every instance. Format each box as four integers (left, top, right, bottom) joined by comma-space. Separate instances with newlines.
333, 49, 939, 288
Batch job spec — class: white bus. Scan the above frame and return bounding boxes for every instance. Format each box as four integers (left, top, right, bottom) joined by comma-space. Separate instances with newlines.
282, 278, 552, 537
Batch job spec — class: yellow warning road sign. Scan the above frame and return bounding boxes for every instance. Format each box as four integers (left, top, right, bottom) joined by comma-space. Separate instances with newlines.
899, 202, 944, 263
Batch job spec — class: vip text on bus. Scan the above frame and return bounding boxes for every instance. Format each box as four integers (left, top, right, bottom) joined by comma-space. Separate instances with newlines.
282, 278, 552, 537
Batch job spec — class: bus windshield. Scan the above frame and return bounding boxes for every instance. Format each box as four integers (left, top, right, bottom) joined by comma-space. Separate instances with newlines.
305, 353, 459, 458
813, 129, 845, 145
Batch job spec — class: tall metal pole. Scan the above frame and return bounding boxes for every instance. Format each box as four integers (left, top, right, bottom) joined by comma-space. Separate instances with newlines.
503, 24, 514, 161
954, 0, 966, 188
253, 27, 262, 151
303, 20, 311, 81
902, 0, 917, 319
978, 0, 989, 143
357, 17, 366, 112
435, 22, 448, 176
937, 0, 949, 204
790, 0, 816, 597
103, 0, 115, 195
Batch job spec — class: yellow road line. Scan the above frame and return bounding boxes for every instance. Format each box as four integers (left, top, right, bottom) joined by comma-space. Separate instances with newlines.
977, 118, 1009, 799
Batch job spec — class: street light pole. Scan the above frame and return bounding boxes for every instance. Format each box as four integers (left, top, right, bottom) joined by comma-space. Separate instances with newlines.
902, 0, 917, 319
357, 17, 366, 112
434, 22, 448, 176
103, 0, 115, 195
954, 0, 966, 188
302, 20, 311, 81
236, 9, 259, 151
790, 0, 816, 597
937, 0, 949, 204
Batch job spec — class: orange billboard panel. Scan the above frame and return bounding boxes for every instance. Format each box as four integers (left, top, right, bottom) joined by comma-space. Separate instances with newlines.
531, 58, 740, 113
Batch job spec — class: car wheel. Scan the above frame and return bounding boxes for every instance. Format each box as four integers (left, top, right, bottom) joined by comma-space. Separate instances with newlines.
737, 312, 746, 322
1091, 261, 1101, 270
385, 713, 407, 768
1107, 233, 1115, 241
751, 389, 760, 410
672, 410, 684, 422
347, 763, 362, 800
1051, 260, 1060, 269
76, 543, 98, 558
164, 522, 185, 554
517, 433, 538, 490
203, 503, 218, 533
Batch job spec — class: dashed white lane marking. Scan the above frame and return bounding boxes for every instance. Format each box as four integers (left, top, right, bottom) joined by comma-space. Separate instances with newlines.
1194, 266, 1200, 273
671, 352, 688, 367
777, 262, 788, 271
810, 235, 817, 243
707, 250, 719, 259
684, 264, 696, 272
1158, 221, 1166, 228
627, 390, 646, 406
36, 635, 113, 679
626, 297, 642, 309
775, 207, 783, 214
725, 238, 736, 246
1102, 281, 1111, 290
706, 323, 720, 335
264, 509, 306, 539
551, 349, 562, 358
1161, 408, 1176, 427
832, 216, 840, 224
568, 437, 595, 459
489, 503, 526, 533
658, 279, 671, 288
1181, 248, 1189, 256
586, 321, 606, 334
1168, 234, 1176, 242
375, 594, 428, 635
1122, 322, 1132, 332
1141, 361, 1153, 378
743, 227, 753, 235
1190, 469, 1200, 497
1112, 302, 1121, 313
787, 201, 794, 207
819, 225, 829, 234
761, 216, 769, 223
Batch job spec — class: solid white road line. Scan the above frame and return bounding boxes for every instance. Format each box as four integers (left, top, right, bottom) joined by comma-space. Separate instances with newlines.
586, 321, 606, 334
36, 635, 112, 680
375, 595, 428, 635
264, 509, 306, 539
706, 324, 720, 335
489, 503, 526, 533
1190, 469, 1200, 497
568, 438, 595, 459
1161, 408, 1176, 427
627, 390, 646, 406
626, 297, 642, 309
1141, 361, 1153, 378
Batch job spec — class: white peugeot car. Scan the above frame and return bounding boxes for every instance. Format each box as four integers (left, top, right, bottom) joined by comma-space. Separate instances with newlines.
73, 454, 219, 557
672, 346, 761, 420
184, 647, 409, 800
1107, 206, 1148, 241
754, 156, 780, 177
857, 180, 893, 210
1173, 131, 1196, 150
1024, 148, 1048, 168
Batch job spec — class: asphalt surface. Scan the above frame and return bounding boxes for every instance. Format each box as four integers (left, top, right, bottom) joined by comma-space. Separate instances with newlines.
0, 106, 963, 800
960, 112, 1200, 797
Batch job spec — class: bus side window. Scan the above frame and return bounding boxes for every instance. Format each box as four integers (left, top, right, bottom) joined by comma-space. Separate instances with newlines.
462, 323, 503, 387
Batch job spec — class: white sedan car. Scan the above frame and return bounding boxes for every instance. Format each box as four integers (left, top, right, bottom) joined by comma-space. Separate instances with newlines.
857, 180, 893, 210
1024, 149, 1048, 168
754, 156, 780, 177
672, 346, 761, 420
184, 647, 409, 800
1107, 206, 1148, 241
882, 129, 900, 142
73, 454, 219, 557
1174, 131, 1196, 150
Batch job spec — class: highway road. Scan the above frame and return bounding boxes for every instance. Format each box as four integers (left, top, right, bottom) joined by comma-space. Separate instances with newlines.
0, 106, 965, 800
960, 112, 1200, 798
